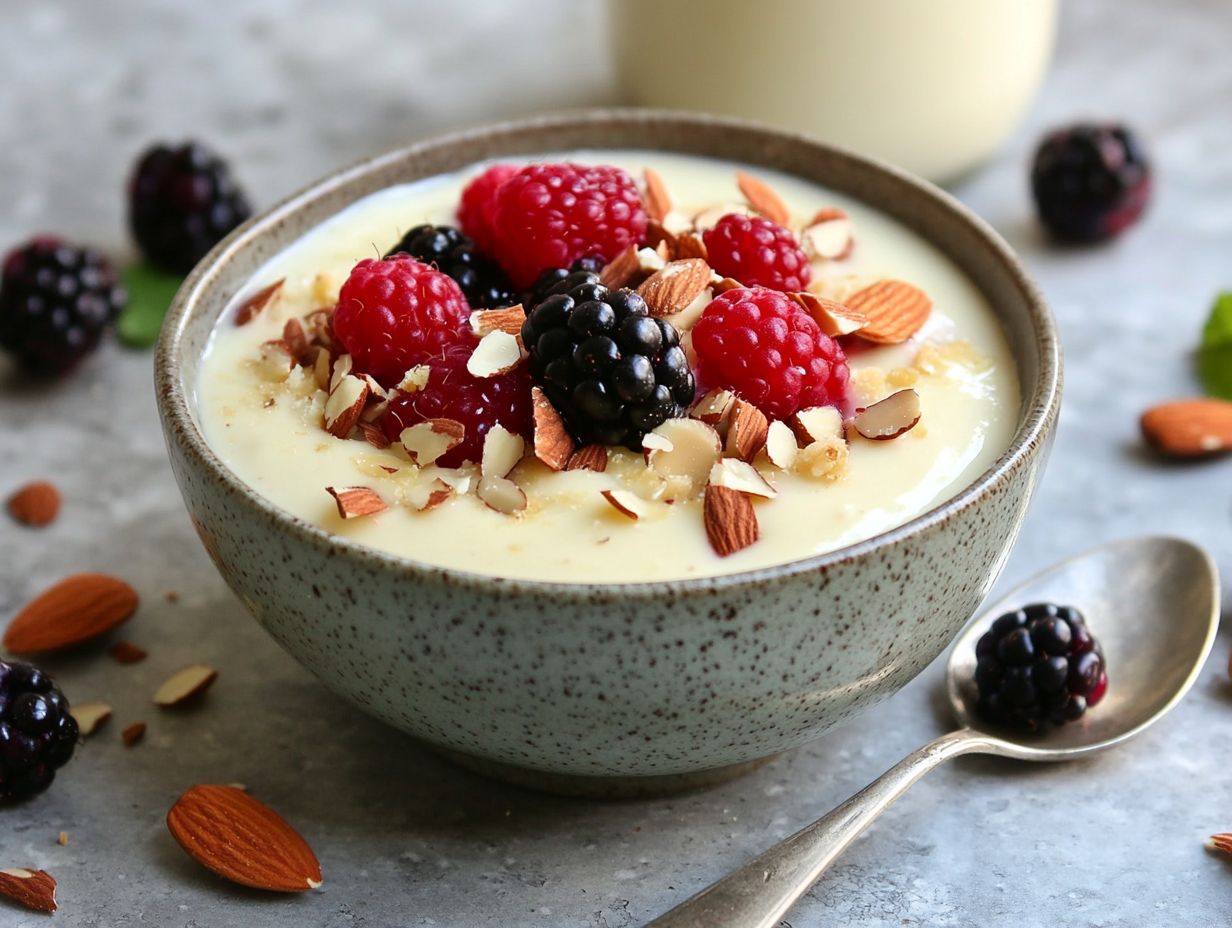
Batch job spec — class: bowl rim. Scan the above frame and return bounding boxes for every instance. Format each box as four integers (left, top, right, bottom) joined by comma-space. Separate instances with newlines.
155, 108, 1061, 599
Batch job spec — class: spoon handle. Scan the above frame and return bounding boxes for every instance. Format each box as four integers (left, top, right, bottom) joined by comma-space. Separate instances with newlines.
645, 727, 994, 928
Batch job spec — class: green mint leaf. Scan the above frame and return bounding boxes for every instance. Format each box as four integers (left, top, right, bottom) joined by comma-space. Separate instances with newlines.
117, 262, 184, 348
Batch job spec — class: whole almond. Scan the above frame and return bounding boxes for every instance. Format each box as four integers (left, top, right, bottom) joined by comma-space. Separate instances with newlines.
167, 785, 322, 893
1141, 398, 1232, 456
0, 868, 57, 913
7, 481, 60, 527
846, 280, 932, 344
703, 484, 760, 557
4, 573, 138, 654
636, 259, 711, 317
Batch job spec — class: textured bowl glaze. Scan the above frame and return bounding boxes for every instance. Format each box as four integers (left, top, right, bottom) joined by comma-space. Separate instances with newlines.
155, 111, 1060, 794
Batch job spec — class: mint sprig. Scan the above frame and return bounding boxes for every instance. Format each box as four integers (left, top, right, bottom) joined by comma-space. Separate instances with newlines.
117, 262, 184, 348
1198, 292, 1232, 401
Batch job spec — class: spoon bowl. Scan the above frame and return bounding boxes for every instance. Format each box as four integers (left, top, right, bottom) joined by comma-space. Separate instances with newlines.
948, 535, 1221, 759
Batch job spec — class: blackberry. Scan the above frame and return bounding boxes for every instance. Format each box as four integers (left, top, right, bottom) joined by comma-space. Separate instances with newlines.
0, 659, 78, 803
0, 237, 127, 374
521, 269, 695, 448
385, 223, 516, 309
527, 255, 607, 308
129, 141, 252, 274
975, 603, 1108, 734
1031, 123, 1151, 243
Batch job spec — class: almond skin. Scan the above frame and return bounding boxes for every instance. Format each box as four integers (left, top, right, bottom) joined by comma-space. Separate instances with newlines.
4, 573, 138, 654
0, 868, 57, 913
7, 481, 61, 527
703, 484, 760, 557
1141, 398, 1232, 457
847, 280, 932, 344
167, 785, 322, 893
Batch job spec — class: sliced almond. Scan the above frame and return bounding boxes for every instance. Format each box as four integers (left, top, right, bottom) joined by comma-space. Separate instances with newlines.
600, 245, 643, 290
7, 480, 60, 527
323, 375, 370, 438
1141, 398, 1232, 456
167, 784, 323, 893
69, 702, 113, 736
399, 419, 464, 466
325, 486, 389, 519
691, 389, 736, 434
736, 172, 790, 226
469, 305, 526, 341
643, 167, 673, 222
641, 430, 674, 460
764, 420, 800, 469
481, 425, 526, 479
396, 365, 431, 394
712, 276, 746, 294
155, 664, 219, 708
645, 418, 722, 488
3, 573, 138, 655
358, 421, 391, 449
643, 220, 679, 258
801, 209, 854, 260
122, 721, 146, 747
565, 445, 608, 472
109, 640, 148, 664
693, 203, 752, 233
674, 232, 708, 261
708, 459, 777, 499
256, 340, 295, 382
312, 347, 332, 391
406, 477, 454, 512
600, 489, 648, 521
531, 387, 574, 471
234, 279, 285, 326
0, 868, 57, 913
476, 475, 527, 514
852, 389, 922, 440
467, 330, 523, 378
788, 405, 844, 445
788, 291, 869, 337
328, 353, 353, 393
282, 318, 312, 366
847, 280, 932, 344
703, 484, 760, 557
304, 308, 335, 349
636, 259, 712, 318
725, 399, 769, 462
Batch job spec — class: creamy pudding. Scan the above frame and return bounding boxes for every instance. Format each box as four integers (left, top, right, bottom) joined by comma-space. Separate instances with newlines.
197, 151, 1018, 582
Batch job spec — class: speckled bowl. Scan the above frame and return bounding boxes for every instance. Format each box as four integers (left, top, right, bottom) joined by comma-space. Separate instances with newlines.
155, 110, 1060, 796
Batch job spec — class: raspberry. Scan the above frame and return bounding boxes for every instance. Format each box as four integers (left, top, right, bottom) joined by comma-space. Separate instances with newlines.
975, 603, 1109, 733
0, 236, 127, 374
385, 224, 516, 309
1031, 123, 1151, 243
0, 659, 78, 803
457, 164, 517, 257
491, 163, 647, 289
691, 287, 849, 420
380, 343, 533, 467
703, 213, 812, 292
333, 256, 471, 388
128, 141, 252, 274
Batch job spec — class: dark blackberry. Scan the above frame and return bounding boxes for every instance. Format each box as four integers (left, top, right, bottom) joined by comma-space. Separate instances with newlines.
521, 270, 695, 448
385, 223, 516, 309
526, 255, 607, 309
129, 141, 252, 274
974, 603, 1108, 734
0, 237, 127, 374
0, 659, 77, 803
1031, 123, 1151, 243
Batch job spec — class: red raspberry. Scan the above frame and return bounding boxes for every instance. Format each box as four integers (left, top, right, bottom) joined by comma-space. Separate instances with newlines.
457, 163, 517, 256
332, 256, 471, 387
491, 163, 647, 289
691, 287, 850, 420
703, 213, 812, 292
380, 343, 533, 467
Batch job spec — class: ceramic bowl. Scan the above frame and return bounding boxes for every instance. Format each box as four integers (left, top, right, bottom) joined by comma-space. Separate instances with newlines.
155, 110, 1060, 796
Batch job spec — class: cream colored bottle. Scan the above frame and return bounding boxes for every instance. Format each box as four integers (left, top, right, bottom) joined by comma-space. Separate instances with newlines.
612, 0, 1058, 182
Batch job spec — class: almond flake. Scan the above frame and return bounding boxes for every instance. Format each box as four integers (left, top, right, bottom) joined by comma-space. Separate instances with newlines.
847, 280, 932, 344
725, 399, 769, 462
565, 445, 608, 472
481, 425, 526, 479
801, 209, 854, 260
469, 305, 526, 342
1140, 398, 1232, 456
674, 232, 708, 261
396, 365, 431, 394
109, 640, 148, 664
467, 330, 523, 378
641, 431, 674, 456
325, 485, 389, 519
305, 308, 335, 349
691, 389, 737, 434
643, 167, 673, 222
155, 664, 219, 708
0, 868, 57, 913
256, 340, 295, 382
323, 375, 369, 438
531, 387, 574, 471
58, 832, 68, 846
312, 348, 332, 391
736, 172, 790, 226
476, 475, 527, 514
329, 353, 354, 393
788, 291, 869, 337
703, 483, 760, 557
636, 258, 712, 317
406, 477, 454, 512
764, 420, 800, 469
122, 721, 146, 747
234, 279, 285, 326
69, 701, 113, 736
399, 419, 464, 465
359, 421, 391, 449
600, 489, 648, 521
7, 480, 60, 527
852, 389, 922, 440
643, 220, 679, 257
646, 418, 722, 489
788, 405, 844, 445
599, 245, 643, 289
283, 318, 312, 365
712, 276, 746, 294
708, 459, 777, 499
693, 202, 751, 233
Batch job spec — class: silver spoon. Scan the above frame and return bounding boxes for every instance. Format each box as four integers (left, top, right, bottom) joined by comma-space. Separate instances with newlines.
646, 536, 1220, 928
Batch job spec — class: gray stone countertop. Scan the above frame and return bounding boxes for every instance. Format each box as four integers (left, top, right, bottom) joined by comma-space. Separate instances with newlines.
1, 1, 1230, 925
